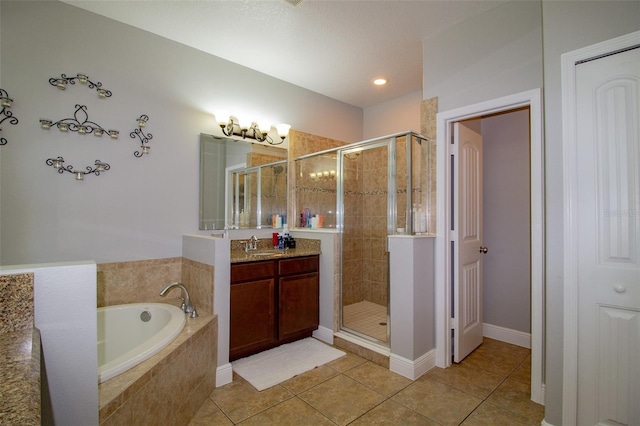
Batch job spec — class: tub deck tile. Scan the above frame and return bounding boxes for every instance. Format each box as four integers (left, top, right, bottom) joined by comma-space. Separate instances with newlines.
99, 313, 215, 422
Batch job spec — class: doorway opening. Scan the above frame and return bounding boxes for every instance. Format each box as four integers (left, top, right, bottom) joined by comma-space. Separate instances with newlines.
435, 89, 544, 404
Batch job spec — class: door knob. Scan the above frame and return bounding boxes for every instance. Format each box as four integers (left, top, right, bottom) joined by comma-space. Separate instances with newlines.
614, 284, 627, 294
479, 246, 488, 254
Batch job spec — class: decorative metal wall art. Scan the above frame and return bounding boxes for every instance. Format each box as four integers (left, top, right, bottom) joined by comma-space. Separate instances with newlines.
49, 73, 112, 98
130, 114, 153, 157
0, 88, 19, 146
40, 104, 119, 138
46, 156, 110, 181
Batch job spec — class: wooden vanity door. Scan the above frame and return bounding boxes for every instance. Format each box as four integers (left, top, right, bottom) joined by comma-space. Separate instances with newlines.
230, 259, 278, 361
278, 272, 319, 341
229, 278, 277, 360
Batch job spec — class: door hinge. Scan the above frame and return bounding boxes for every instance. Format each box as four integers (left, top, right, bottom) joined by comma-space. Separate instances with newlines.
450, 317, 458, 330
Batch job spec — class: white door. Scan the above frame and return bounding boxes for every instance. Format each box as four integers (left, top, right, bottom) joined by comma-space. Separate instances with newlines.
575, 46, 640, 425
453, 123, 485, 362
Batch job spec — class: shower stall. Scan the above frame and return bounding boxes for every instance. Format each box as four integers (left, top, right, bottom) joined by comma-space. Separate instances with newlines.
294, 131, 432, 346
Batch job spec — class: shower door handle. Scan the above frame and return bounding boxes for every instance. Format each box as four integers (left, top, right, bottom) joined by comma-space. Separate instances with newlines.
479, 246, 489, 254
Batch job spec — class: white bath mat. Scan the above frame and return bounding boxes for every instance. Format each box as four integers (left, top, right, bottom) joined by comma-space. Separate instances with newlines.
231, 338, 346, 391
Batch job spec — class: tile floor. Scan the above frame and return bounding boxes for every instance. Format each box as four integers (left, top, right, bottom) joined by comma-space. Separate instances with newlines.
189, 338, 544, 425
342, 301, 388, 342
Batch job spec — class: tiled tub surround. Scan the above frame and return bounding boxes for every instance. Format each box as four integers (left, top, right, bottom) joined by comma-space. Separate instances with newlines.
230, 237, 321, 263
99, 314, 218, 425
97, 257, 217, 424
0, 272, 41, 425
97, 257, 213, 314
97, 258, 181, 308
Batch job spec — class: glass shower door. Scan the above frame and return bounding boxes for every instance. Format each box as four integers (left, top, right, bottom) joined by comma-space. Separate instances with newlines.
339, 141, 393, 345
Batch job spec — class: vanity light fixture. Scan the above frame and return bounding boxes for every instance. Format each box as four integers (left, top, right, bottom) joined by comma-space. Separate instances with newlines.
215, 112, 290, 145
40, 104, 118, 138
46, 157, 110, 180
49, 73, 113, 98
130, 114, 153, 157
0, 88, 19, 146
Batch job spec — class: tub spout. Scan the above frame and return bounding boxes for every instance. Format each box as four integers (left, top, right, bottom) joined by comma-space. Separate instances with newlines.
159, 282, 198, 318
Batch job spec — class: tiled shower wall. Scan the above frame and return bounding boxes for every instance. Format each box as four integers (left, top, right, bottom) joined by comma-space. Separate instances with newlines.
363, 148, 389, 306
342, 147, 389, 307
342, 151, 364, 305
288, 130, 346, 229
421, 97, 438, 234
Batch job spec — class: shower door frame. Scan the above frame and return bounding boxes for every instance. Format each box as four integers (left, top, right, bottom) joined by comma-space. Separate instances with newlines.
337, 138, 397, 346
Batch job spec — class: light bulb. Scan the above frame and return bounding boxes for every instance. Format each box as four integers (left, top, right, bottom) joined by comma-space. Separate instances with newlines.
276, 124, 291, 138
214, 111, 230, 126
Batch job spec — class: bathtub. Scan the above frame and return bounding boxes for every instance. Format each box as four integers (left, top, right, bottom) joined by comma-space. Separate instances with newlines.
97, 303, 186, 383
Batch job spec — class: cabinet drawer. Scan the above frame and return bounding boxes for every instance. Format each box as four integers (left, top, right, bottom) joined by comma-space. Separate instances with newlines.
279, 255, 319, 276
231, 260, 276, 283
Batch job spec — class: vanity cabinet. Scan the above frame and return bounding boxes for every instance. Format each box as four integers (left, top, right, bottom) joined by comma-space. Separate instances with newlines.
230, 255, 319, 361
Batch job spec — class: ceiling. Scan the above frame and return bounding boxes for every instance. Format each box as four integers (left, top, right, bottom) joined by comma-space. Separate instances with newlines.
61, 0, 506, 109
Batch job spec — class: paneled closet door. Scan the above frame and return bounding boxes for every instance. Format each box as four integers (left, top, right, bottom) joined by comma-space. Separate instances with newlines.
575, 45, 640, 426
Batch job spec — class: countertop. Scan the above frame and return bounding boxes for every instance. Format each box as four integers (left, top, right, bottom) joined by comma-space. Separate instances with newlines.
0, 327, 41, 425
230, 237, 321, 263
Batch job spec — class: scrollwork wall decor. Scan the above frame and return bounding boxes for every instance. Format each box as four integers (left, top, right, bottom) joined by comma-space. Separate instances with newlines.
130, 114, 153, 157
40, 104, 119, 138
49, 73, 113, 98
0, 88, 19, 146
46, 156, 110, 181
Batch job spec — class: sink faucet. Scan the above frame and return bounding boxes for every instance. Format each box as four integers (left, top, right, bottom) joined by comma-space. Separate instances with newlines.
159, 282, 198, 318
244, 235, 258, 253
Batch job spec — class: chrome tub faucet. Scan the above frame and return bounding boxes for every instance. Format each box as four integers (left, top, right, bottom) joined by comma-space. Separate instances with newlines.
159, 282, 198, 318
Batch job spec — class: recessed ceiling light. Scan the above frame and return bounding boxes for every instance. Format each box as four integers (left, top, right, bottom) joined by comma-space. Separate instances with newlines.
372, 78, 388, 86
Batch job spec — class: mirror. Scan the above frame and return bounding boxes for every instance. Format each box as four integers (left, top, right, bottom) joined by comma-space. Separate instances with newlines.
199, 133, 287, 230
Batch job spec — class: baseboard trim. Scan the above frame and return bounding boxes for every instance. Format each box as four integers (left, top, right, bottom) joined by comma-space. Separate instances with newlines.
313, 326, 334, 345
540, 420, 556, 426
216, 363, 233, 387
389, 349, 436, 380
483, 323, 531, 349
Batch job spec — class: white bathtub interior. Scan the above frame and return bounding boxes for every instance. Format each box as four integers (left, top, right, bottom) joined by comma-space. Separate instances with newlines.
97, 303, 186, 383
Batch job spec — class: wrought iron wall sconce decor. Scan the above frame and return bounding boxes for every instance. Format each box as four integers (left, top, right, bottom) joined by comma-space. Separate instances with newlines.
130, 114, 153, 157
40, 104, 119, 138
49, 73, 113, 98
214, 112, 290, 145
46, 156, 110, 181
0, 88, 19, 146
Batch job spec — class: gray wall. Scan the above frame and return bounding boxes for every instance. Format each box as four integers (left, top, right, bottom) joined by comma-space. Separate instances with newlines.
482, 109, 530, 333
423, 1, 543, 112
0, 1, 362, 265
541, 1, 640, 424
